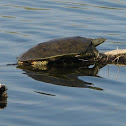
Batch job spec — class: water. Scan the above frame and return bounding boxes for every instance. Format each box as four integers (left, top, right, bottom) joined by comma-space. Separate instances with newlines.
0, 0, 126, 125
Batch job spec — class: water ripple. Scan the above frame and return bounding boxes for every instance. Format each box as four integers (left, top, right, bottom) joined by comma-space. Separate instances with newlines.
0, 0, 126, 126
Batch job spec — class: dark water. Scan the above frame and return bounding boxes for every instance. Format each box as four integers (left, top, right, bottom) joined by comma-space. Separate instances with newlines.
0, 0, 126, 125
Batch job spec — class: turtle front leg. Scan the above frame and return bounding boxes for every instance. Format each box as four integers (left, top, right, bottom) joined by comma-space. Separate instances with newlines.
88, 44, 100, 61
90, 45, 106, 62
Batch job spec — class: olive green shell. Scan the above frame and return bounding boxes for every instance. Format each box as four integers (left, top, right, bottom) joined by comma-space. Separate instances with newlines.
17, 36, 104, 61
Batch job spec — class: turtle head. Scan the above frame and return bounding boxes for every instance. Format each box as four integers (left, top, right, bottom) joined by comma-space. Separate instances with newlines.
91, 38, 106, 47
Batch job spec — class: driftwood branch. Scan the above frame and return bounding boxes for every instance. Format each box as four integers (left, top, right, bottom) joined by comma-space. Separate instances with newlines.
104, 49, 126, 56
103, 49, 126, 64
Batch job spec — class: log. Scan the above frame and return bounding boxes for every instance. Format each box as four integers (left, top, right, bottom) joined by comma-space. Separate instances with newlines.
104, 49, 126, 63
0, 84, 7, 98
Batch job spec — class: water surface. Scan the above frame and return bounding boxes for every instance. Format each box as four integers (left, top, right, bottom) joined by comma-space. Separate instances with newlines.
0, 0, 126, 126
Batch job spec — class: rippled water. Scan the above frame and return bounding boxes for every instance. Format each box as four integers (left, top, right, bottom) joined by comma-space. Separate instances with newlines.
0, 0, 126, 125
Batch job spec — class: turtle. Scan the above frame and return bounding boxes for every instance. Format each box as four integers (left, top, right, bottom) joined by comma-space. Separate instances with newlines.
17, 36, 106, 66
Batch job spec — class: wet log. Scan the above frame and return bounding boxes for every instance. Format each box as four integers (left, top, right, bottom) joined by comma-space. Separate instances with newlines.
103, 49, 126, 64
85, 49, 126, 65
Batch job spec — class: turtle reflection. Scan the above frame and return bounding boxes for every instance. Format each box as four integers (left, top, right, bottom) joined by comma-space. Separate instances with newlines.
17, 63, 105, 91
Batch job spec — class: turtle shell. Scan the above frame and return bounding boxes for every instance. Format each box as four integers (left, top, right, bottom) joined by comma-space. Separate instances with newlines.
17, 36, 100, 62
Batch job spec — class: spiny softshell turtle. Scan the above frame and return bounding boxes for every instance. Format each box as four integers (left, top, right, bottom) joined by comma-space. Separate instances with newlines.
17, 36, 106, 66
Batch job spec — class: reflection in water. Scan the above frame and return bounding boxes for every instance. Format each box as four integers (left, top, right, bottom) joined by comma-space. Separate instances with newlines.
34, 91, 56, 96
3, 5, 50, 11
55, 0, 125, 10
17, 63, 106, 93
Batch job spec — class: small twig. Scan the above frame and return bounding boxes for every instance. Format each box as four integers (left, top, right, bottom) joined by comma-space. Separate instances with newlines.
112, 55, 121, 63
